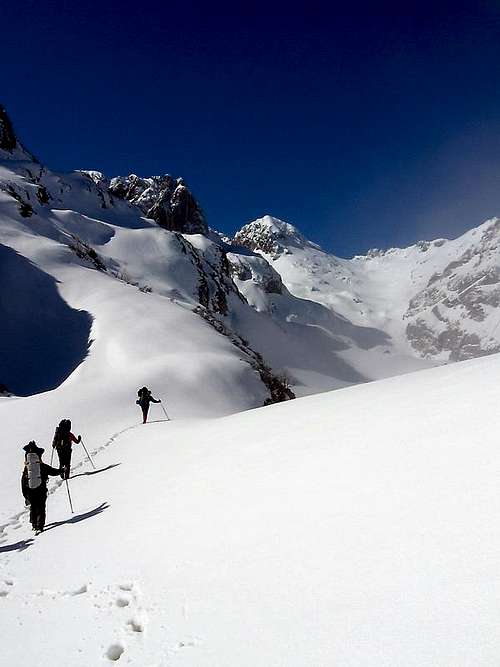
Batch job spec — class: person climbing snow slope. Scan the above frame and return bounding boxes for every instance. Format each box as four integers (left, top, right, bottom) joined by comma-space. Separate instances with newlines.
136, 386, 161, 423
52, 419, 81, 479
21, 441, 61, 534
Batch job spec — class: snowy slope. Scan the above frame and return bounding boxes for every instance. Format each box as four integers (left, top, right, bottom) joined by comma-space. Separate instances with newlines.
2, 354, 500, 665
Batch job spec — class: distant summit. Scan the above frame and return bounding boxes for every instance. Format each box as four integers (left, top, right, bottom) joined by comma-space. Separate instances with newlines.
234, 215, 320, 257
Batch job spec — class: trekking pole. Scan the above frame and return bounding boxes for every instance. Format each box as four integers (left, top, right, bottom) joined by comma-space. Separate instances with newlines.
80, 437, 96, 470
65, 479, 74, 514
160, 400, 170, 421
50, 447, 54, 467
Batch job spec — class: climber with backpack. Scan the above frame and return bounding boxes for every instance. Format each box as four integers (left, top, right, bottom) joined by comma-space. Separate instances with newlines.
136, 386, 161, 423
21, 441, 61, 534
52, 419, 81, 480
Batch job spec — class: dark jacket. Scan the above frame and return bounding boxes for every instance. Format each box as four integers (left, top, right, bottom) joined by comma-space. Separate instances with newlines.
54, 431, 80, 451
21, 462, 61, 499
137, 388, 160, 407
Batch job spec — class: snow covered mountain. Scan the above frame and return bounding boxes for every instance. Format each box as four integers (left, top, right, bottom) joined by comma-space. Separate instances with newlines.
0, 107, 294, 408
1, 106, 435, 409
2, 100, 500, 412
234, 214, 500, 363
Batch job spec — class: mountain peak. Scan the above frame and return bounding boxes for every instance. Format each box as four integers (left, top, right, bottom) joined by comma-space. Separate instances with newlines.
107, 173, 207, 234
234, 215, 320, 256
0, 105, 16, 152
0, 105, 36, 161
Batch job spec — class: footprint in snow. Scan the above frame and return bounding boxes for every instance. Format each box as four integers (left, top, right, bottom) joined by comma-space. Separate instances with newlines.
176, 638, 198, 649
105, 643, 125, 661
68, 584, 88, 596
126, 617, 145, 633
118, 583, 134, 592
0, 579, 14, 598
98, 582, 148, 658
115, 597, 130, 608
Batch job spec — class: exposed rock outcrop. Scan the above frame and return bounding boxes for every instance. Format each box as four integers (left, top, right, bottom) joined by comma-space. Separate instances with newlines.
228, 253, 284, 295
0, 105, 37, 160
404, 219, 500, 360
0, 105, 16, 152
108, 174, 207, 234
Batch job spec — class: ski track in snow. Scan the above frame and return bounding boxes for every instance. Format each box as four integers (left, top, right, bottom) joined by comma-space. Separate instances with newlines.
0, 418, 168, 546
0, 420, 166, 564
0, 419, 162, 664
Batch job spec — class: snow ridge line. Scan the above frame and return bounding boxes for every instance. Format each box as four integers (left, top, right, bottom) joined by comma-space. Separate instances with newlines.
0, 420, 164, 545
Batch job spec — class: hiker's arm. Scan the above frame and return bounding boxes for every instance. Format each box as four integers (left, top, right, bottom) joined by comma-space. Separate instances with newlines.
70, 432, 81, 444
151, 396, 161, 403
21, 468, 29, 498
43, 464, 62, 476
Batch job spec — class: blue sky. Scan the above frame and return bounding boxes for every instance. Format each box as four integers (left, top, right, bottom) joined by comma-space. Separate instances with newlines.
4, 1, 500, 255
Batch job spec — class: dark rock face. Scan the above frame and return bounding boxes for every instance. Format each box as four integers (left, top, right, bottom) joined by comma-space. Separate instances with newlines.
0, 105, 37, 161
4, 184, 34, 217
109, 174, 207, 235
176, 234, 246, 316
0, 105, 17, 152
228, 253, 284, 295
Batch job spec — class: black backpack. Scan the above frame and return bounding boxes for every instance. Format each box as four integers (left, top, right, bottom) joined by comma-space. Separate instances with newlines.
53, 419, 71, 448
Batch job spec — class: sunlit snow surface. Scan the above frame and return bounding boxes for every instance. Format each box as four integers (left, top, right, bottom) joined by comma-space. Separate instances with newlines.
1, 355, 500, 665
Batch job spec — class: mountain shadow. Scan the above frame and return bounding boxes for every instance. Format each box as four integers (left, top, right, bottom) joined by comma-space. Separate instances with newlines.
0, 243, 92, 396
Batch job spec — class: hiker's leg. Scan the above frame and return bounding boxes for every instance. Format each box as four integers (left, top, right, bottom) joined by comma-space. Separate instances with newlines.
60, 448, 71, 479
56, 447, 65, 476
29, 498, 36, 529
38, 496, 47, 531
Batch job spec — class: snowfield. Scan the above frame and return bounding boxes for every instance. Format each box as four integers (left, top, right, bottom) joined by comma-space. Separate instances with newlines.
2, 353, 500, 666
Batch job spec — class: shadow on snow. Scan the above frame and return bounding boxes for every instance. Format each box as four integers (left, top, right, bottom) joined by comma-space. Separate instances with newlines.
71, 463, 121, 479
44, 501, 109, 532
0, 538, 34, 553
0, 243, 92, 396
